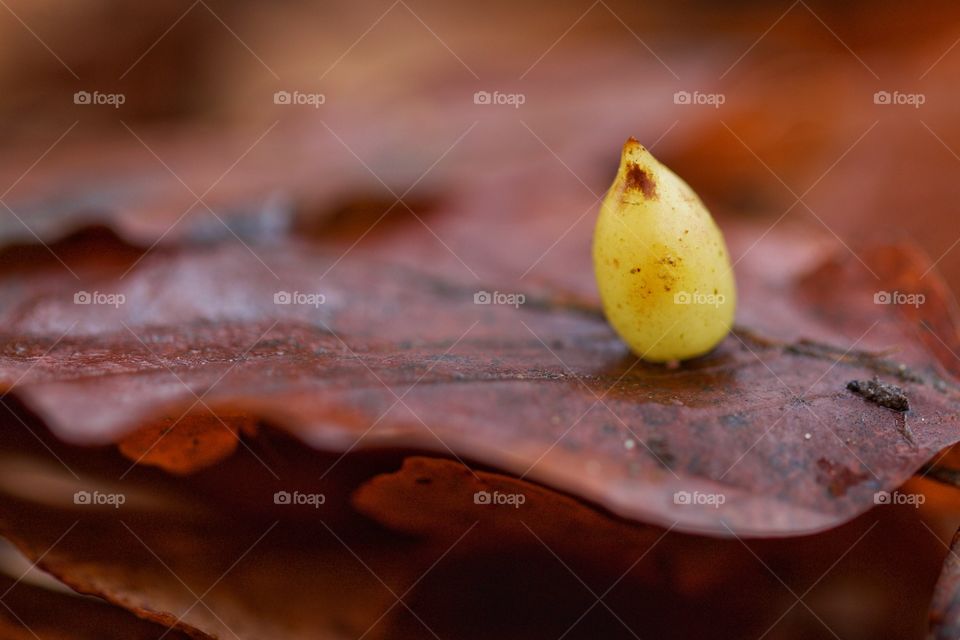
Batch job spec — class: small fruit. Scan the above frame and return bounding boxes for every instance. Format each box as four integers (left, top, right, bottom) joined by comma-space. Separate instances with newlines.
593, 138, 736, 362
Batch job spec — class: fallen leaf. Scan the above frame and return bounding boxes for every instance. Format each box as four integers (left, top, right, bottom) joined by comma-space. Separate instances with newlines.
0, 427, 946, 640
0, 210, 958, 536
930, 526, 960, 639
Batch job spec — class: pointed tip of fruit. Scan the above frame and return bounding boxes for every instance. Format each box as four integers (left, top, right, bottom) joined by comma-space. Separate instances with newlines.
620, 137, 652, 170
617, 138, 657, 199
623, 137, 645, 154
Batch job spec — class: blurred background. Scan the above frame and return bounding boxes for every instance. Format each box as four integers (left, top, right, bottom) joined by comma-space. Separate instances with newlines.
2, 2, 960, 639
0, 0, 959, 294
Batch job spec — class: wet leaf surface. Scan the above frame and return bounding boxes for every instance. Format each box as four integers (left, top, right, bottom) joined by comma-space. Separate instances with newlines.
0, 193, 958, 537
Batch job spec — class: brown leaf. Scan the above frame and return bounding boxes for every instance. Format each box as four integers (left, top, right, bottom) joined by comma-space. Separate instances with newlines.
0, 552, 192, 640
0, 208, 958, 537
930, 526, 960, 639
0, 429, 946, 640
116, 412, 258, 475
0, 432, 422, 640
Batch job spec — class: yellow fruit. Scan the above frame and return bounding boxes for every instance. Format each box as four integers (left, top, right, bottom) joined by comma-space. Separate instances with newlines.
593, 138, 736, 362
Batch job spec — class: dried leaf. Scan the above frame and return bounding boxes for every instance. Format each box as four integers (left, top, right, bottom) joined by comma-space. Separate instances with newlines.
0, 431, 944, 640
930, 526, 960, 639
0, 210, 958, 536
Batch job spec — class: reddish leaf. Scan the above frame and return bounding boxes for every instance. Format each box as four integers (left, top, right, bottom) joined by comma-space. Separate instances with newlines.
0, 433, 946, 640
0, 554, 192, 640
0, 207, 958, 536
930, 526, 960, 639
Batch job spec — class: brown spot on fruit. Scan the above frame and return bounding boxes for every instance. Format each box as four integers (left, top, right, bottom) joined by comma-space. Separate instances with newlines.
625, 162, 657, 199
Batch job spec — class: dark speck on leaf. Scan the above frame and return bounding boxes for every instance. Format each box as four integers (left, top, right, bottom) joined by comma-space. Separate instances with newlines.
846, 377, 909, 412
646, 437, 675, 469
625, 162, 657, 199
